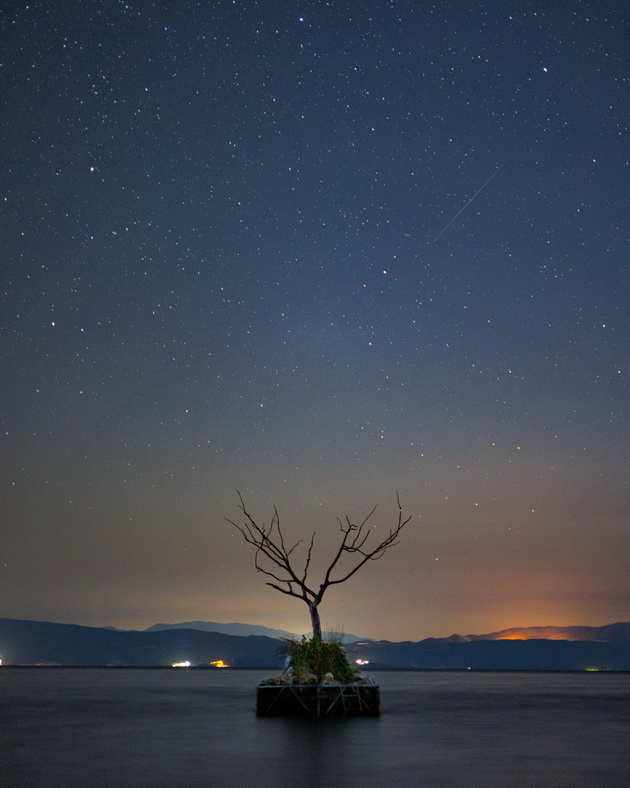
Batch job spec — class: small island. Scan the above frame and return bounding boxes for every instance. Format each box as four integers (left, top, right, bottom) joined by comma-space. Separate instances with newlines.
226, 493, 411, 716
257, 635, 380, 716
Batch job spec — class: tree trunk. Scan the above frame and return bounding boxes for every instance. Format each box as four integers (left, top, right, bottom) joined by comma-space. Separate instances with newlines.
309, 602, 322, 640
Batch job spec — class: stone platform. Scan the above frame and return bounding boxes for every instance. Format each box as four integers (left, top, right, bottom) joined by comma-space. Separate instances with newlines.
256, 682, 380, 716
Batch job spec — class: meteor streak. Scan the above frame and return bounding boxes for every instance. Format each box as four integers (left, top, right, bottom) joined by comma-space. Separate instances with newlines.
430, 158, 510, 243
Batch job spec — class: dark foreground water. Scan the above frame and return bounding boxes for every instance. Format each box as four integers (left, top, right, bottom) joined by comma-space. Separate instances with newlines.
2, 669, 629, 787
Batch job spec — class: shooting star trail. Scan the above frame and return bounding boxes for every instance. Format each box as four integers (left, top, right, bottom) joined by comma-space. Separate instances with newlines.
430, 158, 511, 244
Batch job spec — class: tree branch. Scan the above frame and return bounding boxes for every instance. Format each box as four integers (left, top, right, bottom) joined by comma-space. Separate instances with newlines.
226, 491, 412, 629
226, 491, 318, 601
318, 493, 410, 593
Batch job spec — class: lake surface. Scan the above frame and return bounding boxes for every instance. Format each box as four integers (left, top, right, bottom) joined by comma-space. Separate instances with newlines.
2, 669, 629, 787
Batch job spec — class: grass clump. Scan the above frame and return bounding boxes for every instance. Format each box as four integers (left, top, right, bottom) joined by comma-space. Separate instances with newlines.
283, 635, 356, 684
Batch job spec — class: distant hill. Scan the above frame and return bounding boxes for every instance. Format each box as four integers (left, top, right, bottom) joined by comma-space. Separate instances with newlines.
345, 634, 630, 671
0, 618, 283, 667
143, 621, 297, 640
342, 622, 630, 671
142, 621, 363, 643
444, 623, 630, 643
1, 618, 629, 669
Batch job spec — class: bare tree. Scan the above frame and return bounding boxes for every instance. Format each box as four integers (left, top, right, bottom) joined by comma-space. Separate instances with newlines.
226, 492, 411, 640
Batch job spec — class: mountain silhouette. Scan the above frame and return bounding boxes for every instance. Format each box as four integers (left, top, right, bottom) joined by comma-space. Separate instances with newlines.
1, 618, 629, 669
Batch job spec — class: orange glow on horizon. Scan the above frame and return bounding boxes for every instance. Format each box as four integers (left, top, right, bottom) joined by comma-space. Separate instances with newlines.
492, 627, 596, 642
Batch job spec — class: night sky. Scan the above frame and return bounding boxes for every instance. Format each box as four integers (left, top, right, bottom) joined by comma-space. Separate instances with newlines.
2, 1, 629, 641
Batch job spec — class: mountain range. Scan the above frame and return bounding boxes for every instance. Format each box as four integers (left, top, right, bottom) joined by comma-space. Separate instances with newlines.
442, 623, 630, 643
140, 621, 363, 642
1, 618, 629, 670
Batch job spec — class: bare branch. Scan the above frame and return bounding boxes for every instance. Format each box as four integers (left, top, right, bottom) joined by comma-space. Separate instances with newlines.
226, 491, 412, 636
320, 504, 379, 592
301, 532, 316, 585
318, 494, 411, 591
265, 582, 304, 600
227, 491, 318, 601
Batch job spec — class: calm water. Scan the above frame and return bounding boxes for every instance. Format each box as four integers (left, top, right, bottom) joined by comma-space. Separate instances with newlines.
2, 669, 629, 787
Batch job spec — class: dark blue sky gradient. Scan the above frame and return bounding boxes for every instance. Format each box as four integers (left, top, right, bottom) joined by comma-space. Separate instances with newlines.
1, 1, 628, 639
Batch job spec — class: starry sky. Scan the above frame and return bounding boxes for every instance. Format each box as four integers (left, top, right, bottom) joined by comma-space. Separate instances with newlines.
2, 0, 629, 641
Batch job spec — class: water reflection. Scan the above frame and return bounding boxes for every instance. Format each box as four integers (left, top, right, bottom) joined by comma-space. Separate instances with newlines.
1, 669, 629, 787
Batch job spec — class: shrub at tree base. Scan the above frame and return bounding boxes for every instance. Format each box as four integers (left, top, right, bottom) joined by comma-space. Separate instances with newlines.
288, 637, 356, 684
263, 636, 364, 685
257, 636, 379, 715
